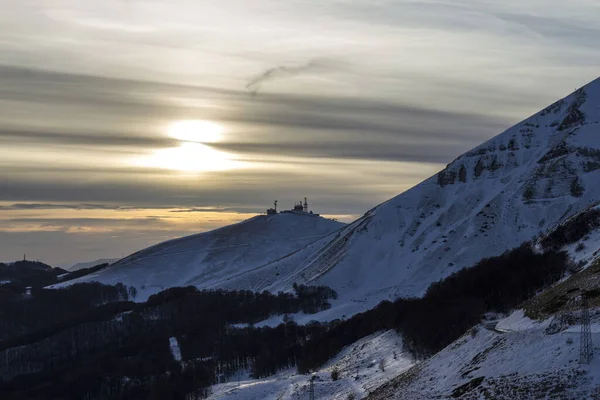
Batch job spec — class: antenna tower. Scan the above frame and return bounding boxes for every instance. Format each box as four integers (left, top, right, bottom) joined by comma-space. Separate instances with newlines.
274, 200, 278, 213
304, 197, 308, 213
580, 294, 593, 364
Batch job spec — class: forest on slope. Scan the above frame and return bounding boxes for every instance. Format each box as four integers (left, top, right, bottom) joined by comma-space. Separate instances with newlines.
297, 244, 568, 372
0, 282, 336, 399
0, 242, 570, 399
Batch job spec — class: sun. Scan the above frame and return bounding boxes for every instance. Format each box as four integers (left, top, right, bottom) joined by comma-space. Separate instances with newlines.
131, 120, 243, 173
168, 120, 223, 143
146, 142, 239, 173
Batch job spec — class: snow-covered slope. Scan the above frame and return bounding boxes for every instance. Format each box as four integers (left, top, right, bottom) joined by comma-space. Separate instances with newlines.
360, 230, 600, 400
58, 213, 343, 300
208, 330, 413, 400
214, 77, 600, 318
368, 315, 600, 400
216, 247, 600, 400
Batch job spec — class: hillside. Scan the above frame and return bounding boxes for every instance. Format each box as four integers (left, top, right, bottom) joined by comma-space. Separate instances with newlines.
211, 242, 600, 400
357, 213, 600, 399
367, 315, 600, 400
367, 256, 600, 400
205, 317, 600, 400
58, 213, 344, 300
207, 330, 413, 400
213, 77, 600, 319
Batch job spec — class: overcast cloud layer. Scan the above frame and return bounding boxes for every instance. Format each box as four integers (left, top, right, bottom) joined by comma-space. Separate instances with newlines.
1, 0, 598, 266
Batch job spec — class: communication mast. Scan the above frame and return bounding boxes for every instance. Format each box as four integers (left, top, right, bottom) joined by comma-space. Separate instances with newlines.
580, 294, 593, 364
267, 200, 278, 215
304, 197, 308, 213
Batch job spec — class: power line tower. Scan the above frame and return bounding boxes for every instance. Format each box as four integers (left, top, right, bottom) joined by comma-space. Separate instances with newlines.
580, 294, 593, 364
309, 375, 316, 400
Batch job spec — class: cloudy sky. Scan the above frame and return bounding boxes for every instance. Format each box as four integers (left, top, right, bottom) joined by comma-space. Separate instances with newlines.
1, 0, 598, 266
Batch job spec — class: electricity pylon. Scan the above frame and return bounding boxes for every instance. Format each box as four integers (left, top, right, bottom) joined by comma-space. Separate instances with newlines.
580, 295, 593, 364
309, 375, 316, 400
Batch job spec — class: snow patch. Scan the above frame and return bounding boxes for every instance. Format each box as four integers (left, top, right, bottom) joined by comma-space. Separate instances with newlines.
496, 309, 552, 333
169, 337, 182, 362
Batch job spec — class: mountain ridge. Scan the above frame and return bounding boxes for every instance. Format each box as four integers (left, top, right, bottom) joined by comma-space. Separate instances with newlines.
207, 76, 600, 319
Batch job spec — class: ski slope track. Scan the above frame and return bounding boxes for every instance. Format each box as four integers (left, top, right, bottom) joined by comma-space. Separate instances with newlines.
214, 77, 600, 318
56, 213, 343, 300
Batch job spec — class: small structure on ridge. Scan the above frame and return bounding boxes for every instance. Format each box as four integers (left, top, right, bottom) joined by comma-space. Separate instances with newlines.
266, 197, 320, 216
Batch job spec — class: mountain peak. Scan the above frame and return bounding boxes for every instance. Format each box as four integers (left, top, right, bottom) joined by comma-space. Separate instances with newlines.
206, 76, 600, 320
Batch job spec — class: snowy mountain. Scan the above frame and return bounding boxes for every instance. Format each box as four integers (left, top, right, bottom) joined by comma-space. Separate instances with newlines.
204, 256, 600, 400
367, 313, 600, 400
366, 245, 600, 400
58, 213, 344, 300
212, 77, 600, 318
16, 77, 600, 399
209, 250, 600, 400
54, 77, 600, 319
205, 318, 600, 400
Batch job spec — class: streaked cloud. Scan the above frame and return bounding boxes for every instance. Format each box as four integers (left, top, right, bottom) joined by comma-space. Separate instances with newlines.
246, 59, 341, 94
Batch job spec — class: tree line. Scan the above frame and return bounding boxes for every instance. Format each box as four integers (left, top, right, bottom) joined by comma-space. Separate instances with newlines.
540, 207, 600, 250
0, 283, 336, 399
297, 243, 568, 371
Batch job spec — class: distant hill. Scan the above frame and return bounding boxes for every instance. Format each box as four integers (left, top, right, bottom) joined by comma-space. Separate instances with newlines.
67, 258, 119, 272
0, 260, 66, 288
0, 259, 114, 289
57, 213, 344, 300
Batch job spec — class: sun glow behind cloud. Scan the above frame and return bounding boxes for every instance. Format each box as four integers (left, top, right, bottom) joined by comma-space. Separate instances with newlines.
168, 120, 224, 143
131, 120, 244, 173
138, 142, 242, 173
